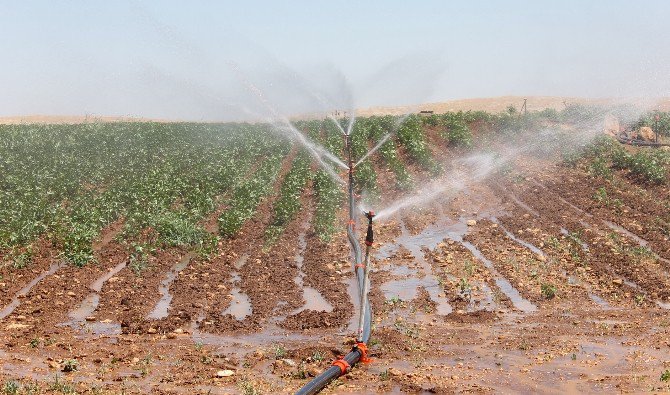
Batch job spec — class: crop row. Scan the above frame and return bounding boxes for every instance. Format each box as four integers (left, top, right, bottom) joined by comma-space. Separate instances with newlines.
396, 114, 439, 173
300, 120, 345, 241
0, 122, 288, 266
350, 118, 380, 199
264, 151, 313, 244
368, 116, 412, 190
564, 136, 670, 185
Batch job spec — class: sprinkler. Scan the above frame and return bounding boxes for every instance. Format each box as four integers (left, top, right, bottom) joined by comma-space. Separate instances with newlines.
365, 211, 375, 246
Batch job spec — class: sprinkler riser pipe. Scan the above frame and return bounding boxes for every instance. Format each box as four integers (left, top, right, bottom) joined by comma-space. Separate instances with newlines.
297, 130, 373, 395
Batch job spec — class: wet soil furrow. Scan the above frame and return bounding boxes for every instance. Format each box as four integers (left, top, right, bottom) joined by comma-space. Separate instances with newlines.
200, 148, 302, 333
502, 179, 670, 305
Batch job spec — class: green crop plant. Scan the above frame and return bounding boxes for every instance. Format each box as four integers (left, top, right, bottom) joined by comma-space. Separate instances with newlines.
541, 283, 557, 299
265, 152, 313, 244
371, 116, 413, 190
311, 120, 345, 241
0, 122, 285, 265
612, 149, 668, 185
439, 112, 473, 148
218, 144, 290, 237
61, 359, 78, 372
350, 118, 380, 200
397, 114, 440, 174
48, 375, 76, 394
2, 381, 19, 395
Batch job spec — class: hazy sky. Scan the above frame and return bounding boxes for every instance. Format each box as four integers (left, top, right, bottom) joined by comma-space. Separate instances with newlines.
2, 1, 670, 120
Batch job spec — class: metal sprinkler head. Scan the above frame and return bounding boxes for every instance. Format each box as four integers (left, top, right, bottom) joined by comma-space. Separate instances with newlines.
365, 210, 375, 222
364, 211, 375, 246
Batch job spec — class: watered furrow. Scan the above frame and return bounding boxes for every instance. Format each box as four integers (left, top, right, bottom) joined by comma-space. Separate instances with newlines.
542, 170, 670, 264
0, 238, 61, 308
500, 178, 670, 307
1, 230, 129, 340
200, 148, 302, 333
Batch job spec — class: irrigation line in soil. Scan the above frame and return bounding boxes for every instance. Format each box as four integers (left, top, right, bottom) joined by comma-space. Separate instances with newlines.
296, 135, 372, 395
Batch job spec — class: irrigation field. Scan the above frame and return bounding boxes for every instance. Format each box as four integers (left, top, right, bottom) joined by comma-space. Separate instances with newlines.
1, 108, 670, 394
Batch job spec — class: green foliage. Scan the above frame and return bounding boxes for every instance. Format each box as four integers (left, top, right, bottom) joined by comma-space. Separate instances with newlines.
218, 144, 290, 237
273, 344, 287, 359
661, 369, 670, 382
441, 115, 473, 148
611, 149, 668, 185
541, 283, 557, 299
564, 133, 668, 185
313, 172, 342, 242
636, 110, 670, 137
265, 152, 312, 243
371, 116, 413, 190
8, 247, 33, 269
350, 118, 380, 199
49, 376, 76, 394
588, 156, 612, 179
397, 114, 439, 174
0, 122, 282, 264
151, 211, 210, 248
312, 121, 344, 241
61, 359, 78, 372
2, 381, 19, 395
129, 243, 150, 275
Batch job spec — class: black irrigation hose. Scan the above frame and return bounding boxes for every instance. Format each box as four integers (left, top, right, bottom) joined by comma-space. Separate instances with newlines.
295, 136, 373, 395
295, 347, 366, 395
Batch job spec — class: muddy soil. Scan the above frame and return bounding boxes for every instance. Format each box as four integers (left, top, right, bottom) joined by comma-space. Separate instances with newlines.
2, 151, 670, 394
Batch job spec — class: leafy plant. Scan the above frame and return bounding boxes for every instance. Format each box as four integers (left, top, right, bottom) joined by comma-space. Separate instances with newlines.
61, 359, 78, 372
541, 283, 557, 299
2, 381, 19, 395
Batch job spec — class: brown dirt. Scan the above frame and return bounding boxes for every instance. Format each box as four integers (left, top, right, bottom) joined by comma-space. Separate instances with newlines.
3, 135, 670, 394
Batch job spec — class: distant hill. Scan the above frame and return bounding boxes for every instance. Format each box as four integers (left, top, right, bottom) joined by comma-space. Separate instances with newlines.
3, 96, 670, 124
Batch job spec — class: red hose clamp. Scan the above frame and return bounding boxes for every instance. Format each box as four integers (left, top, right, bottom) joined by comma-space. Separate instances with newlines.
355, 342, 372, 363
355, 263, 366, 269
332, 356, 350, 374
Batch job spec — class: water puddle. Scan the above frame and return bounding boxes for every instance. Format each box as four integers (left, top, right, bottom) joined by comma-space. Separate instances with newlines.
223, 279, 253, 320
221, 254, 253, 320
378, 211, 536, 314
147, 253, 193, 320
602, 220, 670, 266
458, 240, 537, 313
68, 261, 127, 322
466, 280, 497, 312
0, 261, 63, 320
561, 228, 590, 252
602, 221, 648, 247
491, 217, 546, 257
505, 191, 539, 217
299, 287, 333, 313
588, 293, 611, 309
191, 313, 318, 359
291, 218, 333, 314
377, 218, 453, 315
528, 179, 593, 218
565, 271, 612, 310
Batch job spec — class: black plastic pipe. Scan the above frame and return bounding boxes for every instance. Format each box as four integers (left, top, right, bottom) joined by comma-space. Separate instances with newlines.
295, 346, 365, 395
